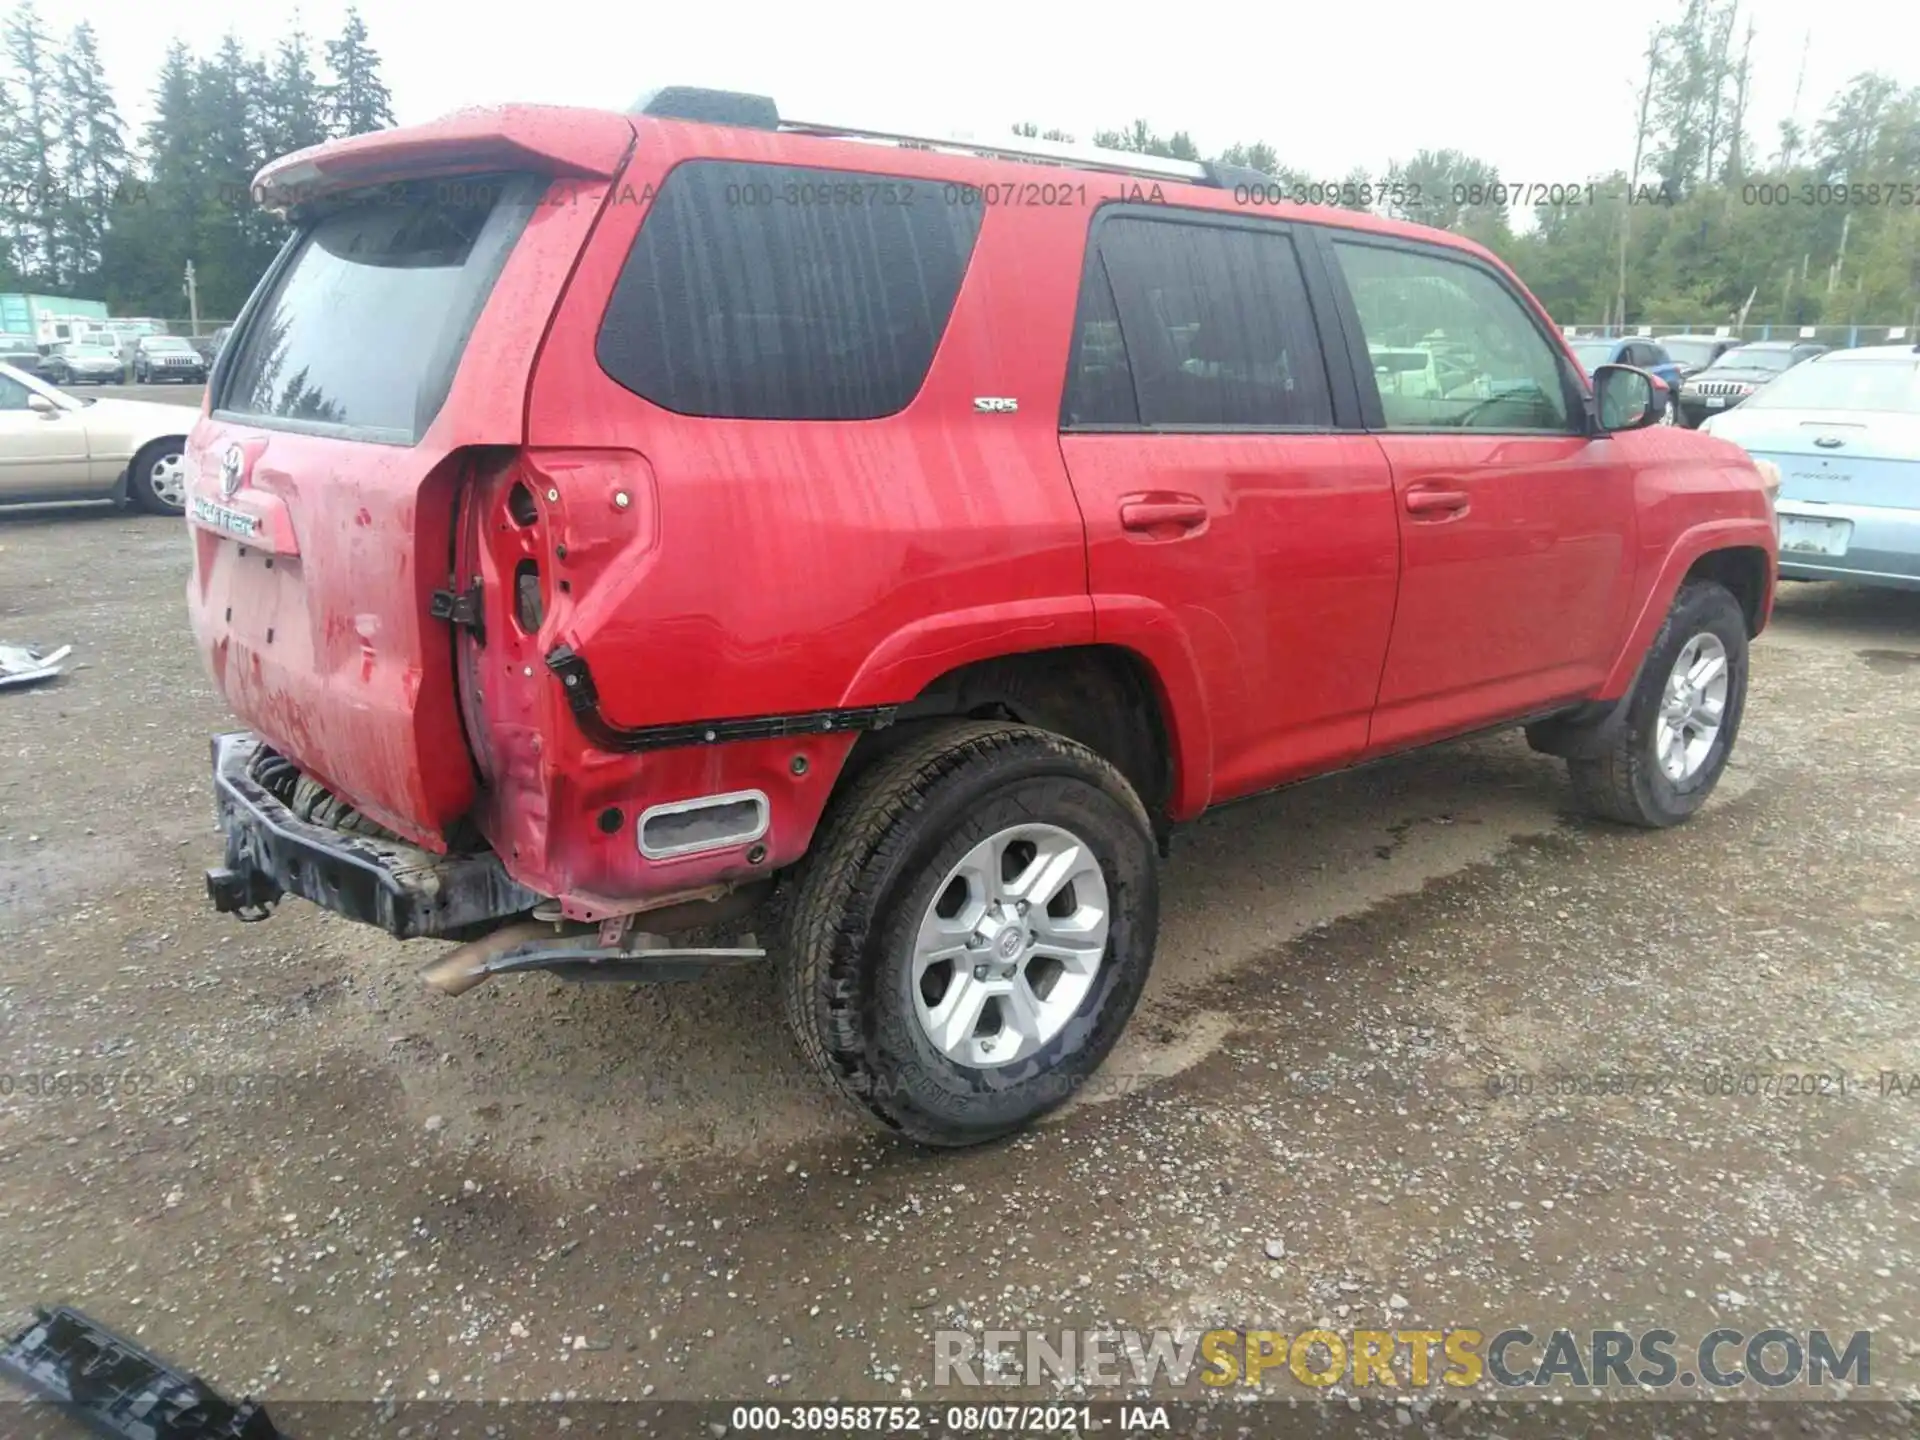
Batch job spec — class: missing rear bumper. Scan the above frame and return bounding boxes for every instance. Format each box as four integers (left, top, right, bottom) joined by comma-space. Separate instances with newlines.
205, 732, 541, 940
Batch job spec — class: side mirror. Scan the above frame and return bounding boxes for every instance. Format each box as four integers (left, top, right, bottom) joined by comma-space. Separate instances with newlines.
27, 393, 57, 417
1592, 364, 1659, 432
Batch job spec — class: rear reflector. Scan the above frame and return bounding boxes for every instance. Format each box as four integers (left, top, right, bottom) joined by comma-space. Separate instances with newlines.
638, 790, 770, 860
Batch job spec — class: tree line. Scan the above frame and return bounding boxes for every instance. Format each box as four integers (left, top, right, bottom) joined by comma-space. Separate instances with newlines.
0, 0, 1912, 331
1027, 2, 1920, 330
0, 0, 392, 320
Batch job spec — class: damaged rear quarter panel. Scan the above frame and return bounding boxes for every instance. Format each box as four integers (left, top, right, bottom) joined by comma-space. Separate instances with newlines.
185, 173, 629, 850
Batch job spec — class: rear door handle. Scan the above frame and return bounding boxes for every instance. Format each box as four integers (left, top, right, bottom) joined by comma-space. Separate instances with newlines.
1404, 488, 1471, 516
1120, 499, 1209, 534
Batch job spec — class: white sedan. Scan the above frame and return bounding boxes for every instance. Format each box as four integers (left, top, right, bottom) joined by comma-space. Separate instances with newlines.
0, 361, 194, 515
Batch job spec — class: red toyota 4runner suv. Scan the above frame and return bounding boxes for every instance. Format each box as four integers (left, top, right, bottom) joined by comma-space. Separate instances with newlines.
189, 89, 1779, 1147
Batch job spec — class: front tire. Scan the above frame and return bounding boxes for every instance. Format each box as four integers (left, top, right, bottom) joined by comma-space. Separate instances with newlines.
1567, 579, 1748, 827
779, 721, 1159, 1147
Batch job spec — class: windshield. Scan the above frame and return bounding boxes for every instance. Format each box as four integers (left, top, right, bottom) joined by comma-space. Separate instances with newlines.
146, 337, 194, 352
1569, 340, 1617, 368
72, 345, 116, 356
1744, 357, 1920, 413
1714, 348, 1795, 373
218, 172, 541, 443
1661, 339, 1725, 368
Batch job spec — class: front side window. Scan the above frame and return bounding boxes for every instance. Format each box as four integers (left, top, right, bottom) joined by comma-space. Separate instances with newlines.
1065, 214, 1332, 429
0, 373, 31, 409
597, 161, 983, 421
1333, 240, 1573, 432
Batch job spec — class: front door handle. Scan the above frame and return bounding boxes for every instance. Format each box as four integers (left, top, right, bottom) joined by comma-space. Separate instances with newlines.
1404, 487, 1471, 517
1120, 499, 1209, 534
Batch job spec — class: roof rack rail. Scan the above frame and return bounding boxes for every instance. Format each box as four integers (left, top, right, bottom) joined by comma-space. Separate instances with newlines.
778, 116, 1212, 185
629, 86, 1246, 188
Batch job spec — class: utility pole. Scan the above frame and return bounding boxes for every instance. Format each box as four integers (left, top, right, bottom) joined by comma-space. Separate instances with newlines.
1617, 30, 1663, 330
1724, 16, 1756, 181
1781, 29, 1811, 168
1827, 211, 1851, 293
1701, 0, 1739, 185
183, 260, 199, 337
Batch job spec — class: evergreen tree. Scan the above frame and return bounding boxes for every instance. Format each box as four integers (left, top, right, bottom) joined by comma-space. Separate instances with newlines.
0, 1, 61, 285
52, 21, 125, 286
261, 22, 328, 161
192, 35, 277, 320
323, 6, 393, 136
99, 40, 198, 315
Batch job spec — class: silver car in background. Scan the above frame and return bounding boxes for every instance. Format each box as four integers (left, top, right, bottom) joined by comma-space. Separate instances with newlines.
1700, 345, 1920, 591
0, 361, 193, 514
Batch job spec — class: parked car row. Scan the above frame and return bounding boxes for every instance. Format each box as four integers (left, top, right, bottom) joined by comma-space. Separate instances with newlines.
1567, 334, 1832, 428
0, 333, 219, 386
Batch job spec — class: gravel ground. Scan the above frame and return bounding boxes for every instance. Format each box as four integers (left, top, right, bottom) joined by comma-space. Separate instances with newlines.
1, 506, 1917, 1418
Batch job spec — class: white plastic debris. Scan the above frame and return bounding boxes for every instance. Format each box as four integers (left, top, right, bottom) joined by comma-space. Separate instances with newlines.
0, 642, 72, 690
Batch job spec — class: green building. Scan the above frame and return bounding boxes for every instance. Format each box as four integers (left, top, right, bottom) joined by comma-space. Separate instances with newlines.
0, 293, 111, 345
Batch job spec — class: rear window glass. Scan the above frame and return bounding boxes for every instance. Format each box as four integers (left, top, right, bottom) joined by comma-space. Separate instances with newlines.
217, 172, 541, 443
1745, 357, 1920, 413
1717, 348, 1797, 373
596, 160, 982, 420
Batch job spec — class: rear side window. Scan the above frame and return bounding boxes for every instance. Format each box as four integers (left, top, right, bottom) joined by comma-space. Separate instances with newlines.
1064, 214, 1332, 429
597, 161, 982, 420
217, 172, 542, 444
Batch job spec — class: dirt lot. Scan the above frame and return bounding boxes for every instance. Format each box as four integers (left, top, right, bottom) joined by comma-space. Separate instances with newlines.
2, 502, 1918, 1418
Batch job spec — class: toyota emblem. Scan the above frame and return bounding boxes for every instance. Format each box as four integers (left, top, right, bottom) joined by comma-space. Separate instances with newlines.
220, 444, 245, 498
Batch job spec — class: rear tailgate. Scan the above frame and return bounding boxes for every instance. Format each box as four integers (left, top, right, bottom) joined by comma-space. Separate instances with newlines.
1733, 412, 1920, 511
186, 108, 634, 849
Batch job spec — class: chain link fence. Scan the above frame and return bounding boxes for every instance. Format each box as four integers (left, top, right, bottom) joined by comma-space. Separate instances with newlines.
1562, 322, 1915, 351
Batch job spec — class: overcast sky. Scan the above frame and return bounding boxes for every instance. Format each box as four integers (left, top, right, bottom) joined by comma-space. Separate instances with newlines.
71, 0, 1917, 182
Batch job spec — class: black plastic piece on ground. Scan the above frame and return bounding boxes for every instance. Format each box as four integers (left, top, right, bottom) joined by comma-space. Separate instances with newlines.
0, 1306, 286, 1440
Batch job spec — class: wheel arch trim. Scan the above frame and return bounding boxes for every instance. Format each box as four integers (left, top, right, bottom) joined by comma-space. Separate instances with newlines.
1602, 521, 1775, 698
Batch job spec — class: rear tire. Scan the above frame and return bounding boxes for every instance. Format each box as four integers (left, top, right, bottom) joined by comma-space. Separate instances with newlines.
779, 721, 1159, 1147
129, 440, 187, 516
1568, 579, 1748, 828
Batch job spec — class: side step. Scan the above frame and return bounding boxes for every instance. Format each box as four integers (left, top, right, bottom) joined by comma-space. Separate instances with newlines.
0, 1306, 285, 1440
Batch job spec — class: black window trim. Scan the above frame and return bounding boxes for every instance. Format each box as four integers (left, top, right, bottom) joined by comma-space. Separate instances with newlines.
1059, 201, 1362, 436
592, 156, 983, 424
1304, 226, 1590, 438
